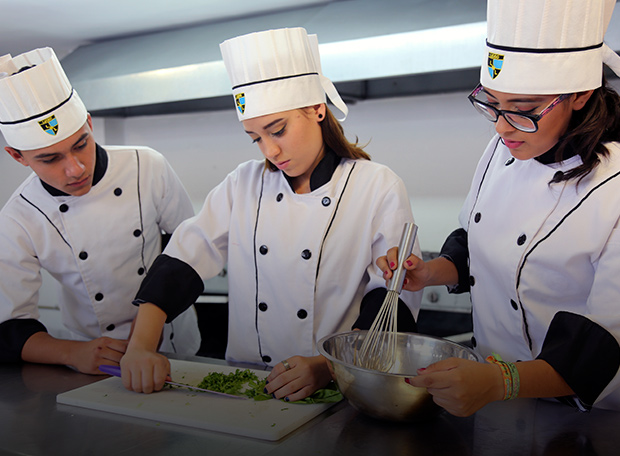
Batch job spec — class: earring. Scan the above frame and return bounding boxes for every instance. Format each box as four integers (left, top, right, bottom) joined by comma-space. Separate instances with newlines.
318, 114, 323, 119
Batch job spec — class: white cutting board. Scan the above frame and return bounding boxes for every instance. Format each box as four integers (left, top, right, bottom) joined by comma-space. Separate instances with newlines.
57, 359, 338, 441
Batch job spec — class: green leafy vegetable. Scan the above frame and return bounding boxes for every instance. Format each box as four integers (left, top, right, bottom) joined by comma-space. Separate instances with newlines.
289, 382, 343, 404
196, 369, 343, 403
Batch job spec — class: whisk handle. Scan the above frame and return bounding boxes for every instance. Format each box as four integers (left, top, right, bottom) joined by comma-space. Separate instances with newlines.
387, 222, 418, 293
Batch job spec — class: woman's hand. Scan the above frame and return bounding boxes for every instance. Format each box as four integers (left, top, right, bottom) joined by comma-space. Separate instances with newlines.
376, 249, 459, 291
69, 337, 128, 374
119, 302, 170, 393
264, 355, 333, 402
376, 247, 431, 292
406, 357, 504, 417
21, 332, 128, 375
119, 346, 170, 394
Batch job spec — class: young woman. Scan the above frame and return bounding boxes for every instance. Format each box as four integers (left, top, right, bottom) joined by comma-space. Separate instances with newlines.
121, 27, 421, 402
379, 0, 620, 416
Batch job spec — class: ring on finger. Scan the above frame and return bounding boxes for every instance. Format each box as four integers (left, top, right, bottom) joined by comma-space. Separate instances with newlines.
281, 359, 291, 371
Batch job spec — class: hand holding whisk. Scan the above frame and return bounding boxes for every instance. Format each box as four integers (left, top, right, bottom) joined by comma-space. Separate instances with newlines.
355, 222, 418, 372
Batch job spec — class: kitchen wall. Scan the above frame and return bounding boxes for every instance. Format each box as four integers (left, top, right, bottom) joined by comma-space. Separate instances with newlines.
12, 81, 618, 251
1, 89, 497, 253
6, 79, 620, 251
126, 91, 498, 251
0, 89, 496, 329
122, 89, 495, 252
6, 83, 619, 333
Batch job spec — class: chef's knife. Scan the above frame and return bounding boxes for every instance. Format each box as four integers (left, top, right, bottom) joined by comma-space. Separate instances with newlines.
99, 365, 247, 400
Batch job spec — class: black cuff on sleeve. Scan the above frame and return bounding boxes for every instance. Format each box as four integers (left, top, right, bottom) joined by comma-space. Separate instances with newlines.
537, 311, 620, 407
352, 287, 417, 332
134, 254, 204, 323
439, 228, 470, 294
0, 319, 47, 363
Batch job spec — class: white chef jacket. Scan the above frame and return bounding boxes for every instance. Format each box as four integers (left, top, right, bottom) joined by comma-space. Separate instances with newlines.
459, 135, 620, 409
148, 156, 421, 366
0, 145, 200, 356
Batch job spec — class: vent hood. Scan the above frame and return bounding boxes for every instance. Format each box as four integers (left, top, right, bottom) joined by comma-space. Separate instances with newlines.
60, 0, 620, 117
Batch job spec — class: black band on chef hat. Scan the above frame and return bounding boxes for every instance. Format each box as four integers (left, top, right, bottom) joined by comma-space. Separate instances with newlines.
0, 89, 74, 125
487, 41, 603, 54
232, 72, 320, 90
486, 40, 603, 55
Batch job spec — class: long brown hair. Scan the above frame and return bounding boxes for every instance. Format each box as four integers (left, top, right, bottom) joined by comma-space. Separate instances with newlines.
265, 106, 370, 172
552, 77, 620, 183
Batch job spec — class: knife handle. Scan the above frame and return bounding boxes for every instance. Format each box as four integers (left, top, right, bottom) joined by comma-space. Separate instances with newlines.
99, 364, 121, 376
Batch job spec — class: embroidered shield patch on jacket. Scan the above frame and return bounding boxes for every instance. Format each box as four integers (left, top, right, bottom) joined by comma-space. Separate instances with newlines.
487, 52, 504, 79
38, 115, 59, 136
235, 93, 246, 114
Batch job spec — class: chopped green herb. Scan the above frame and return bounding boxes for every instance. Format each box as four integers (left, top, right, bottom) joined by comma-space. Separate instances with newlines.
197, 369, 269, 399
196, 369, 343, 403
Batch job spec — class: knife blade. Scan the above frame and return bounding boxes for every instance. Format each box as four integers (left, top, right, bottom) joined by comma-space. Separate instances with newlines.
99, 364, 247, 400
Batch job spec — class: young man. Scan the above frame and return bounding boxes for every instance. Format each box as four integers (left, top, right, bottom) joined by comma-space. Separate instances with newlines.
0, 47, 200, 374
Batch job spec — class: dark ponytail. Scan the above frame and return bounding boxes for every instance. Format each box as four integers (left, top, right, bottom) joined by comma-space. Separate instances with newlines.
553, 77, 620, 183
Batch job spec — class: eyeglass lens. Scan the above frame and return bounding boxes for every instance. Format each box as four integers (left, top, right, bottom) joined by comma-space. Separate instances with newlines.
471, 100, 537, 132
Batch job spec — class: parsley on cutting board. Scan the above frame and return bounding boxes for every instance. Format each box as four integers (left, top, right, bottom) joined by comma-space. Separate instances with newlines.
197, 369, 342, 404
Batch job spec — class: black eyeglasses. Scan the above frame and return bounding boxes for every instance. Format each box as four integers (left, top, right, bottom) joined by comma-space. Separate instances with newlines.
467, 84, 571, 133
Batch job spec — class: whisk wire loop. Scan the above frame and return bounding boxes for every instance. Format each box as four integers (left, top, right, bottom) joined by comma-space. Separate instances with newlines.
354, 223, 418, 372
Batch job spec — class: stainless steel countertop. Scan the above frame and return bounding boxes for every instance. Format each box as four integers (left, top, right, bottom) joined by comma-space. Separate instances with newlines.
2, 354, 620, 456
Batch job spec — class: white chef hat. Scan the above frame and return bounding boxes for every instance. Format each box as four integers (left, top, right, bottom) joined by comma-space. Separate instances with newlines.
0, 47, 88, 150
481, 0, 620, 94
220, 27, 348, 121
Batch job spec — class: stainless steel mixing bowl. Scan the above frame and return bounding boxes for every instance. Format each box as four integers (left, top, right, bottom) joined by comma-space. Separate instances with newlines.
318, 331, 482, 422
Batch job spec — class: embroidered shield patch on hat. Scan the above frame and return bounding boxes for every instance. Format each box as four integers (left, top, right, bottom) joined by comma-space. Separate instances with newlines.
487, 52, 504, 79
235, 93, 246, 114
38, 115, 59, 136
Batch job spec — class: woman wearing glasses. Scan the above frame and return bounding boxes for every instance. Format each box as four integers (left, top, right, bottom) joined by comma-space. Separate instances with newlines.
379, 0, 620, 416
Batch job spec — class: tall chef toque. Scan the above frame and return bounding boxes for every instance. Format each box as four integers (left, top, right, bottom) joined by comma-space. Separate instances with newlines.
0, 53, 12, 67
220, 27, 348, 121
0, 47, 87, 150
482, 0, 620, 94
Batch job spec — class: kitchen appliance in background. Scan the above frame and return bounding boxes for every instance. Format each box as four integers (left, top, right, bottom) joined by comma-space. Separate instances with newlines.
416, 251, 473, 344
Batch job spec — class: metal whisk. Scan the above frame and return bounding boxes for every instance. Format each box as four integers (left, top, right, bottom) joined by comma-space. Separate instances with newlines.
355, 222, 418, 372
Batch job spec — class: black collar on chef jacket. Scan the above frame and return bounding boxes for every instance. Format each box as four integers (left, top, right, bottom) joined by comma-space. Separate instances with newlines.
283, 147, 342, 192
41, 143, 108, 197
535, 140, 578, 165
